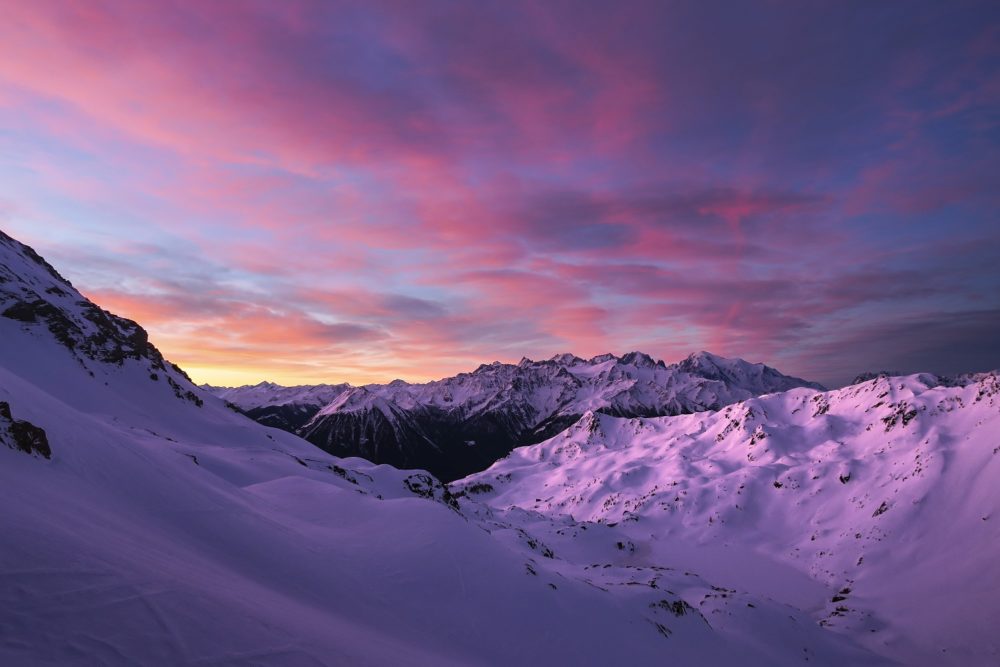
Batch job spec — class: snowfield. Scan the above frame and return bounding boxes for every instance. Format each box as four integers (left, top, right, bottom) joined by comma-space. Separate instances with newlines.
1, 228, 996, 665
456, 372, 1000, 664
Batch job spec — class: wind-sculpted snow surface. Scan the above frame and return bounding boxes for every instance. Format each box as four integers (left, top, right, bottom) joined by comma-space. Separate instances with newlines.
210, 350, 823, 481
456, 372, 1000, 665
0, 230, 882, 664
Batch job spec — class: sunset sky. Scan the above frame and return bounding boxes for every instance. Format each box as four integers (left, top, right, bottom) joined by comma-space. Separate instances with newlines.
1, 1, 998, 387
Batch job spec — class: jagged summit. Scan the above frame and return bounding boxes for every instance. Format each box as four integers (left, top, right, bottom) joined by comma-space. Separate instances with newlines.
487, 351, 663, 371
619, 351, 658, 367
547, 352, 585, 365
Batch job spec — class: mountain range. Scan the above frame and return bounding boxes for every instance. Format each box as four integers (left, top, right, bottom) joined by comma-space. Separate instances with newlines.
207, 351, 823, 481
2, 227, 998, 665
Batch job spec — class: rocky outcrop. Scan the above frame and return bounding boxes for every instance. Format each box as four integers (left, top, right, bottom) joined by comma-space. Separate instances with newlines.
0, 401, 51, 459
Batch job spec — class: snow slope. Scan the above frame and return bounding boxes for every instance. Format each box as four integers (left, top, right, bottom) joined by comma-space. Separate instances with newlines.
209, 351, 823, 481
0, 229, 884, 665
456, 372, 1000, 665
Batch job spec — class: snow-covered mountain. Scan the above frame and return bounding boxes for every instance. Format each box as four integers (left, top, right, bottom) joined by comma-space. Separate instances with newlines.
209, 350, 823, 481
206, 380, 352, 430
455, 371, 1000, 665
0, 231, 203, 407
0, 229, 886, 665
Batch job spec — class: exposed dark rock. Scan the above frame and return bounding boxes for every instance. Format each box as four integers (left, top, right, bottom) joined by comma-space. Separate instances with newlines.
403, 473, 460, 511
650, 621, 672, 638
517, 528, 555, 558
650, 599, 695, 617
329, 464, 359, 485
2, 300, 42, 322
0, 401, 51, 459
882, 402, 918, 431
852, 371, 903, 384
243, 404, 317, 431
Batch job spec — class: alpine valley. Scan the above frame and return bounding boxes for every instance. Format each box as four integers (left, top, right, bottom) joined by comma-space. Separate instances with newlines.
2, 227, 998, 666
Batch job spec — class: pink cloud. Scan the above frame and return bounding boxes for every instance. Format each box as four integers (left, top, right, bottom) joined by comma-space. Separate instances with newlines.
1, 2, 996, 387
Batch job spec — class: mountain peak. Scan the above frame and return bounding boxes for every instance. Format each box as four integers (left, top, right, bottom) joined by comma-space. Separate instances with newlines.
619, 351, 658, 367
547, 353, 584, 365
1, 229, 203, 406
676, 351, 825, 393
686, 349, 724, 362
254, 380, 281, 389
0, 229, 72, 287
588, 353, 617, 364
679, 350, 742, 371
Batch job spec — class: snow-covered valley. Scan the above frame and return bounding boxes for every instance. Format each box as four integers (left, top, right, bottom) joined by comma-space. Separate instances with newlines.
2, 228, 998, 665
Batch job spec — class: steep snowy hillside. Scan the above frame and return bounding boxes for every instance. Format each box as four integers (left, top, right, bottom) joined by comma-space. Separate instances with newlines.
456, 372, 1000, 665
211, 351, 822, 481
0, 229, 883, 665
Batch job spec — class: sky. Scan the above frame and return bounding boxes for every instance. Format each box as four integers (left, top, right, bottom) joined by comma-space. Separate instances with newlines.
0, 1, 998, 388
